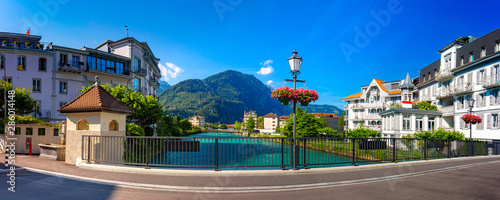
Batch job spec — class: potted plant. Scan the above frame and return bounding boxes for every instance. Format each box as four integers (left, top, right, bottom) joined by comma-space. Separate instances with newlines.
294, 88, 318, 106
271, 86, 294, 105
14, 40, 19, 47
25, 42, 31, 48
2, 40, 6, 46
461, 113, 482, 124
37, 43, 44, 49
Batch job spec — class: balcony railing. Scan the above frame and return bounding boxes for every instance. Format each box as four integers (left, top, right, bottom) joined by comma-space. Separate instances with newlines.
435, 88, 453, 99
149, 77, 160, 87
482, 74, 500, 89
366, 126, 381, 132
58, 62, 83, 73
365, 114, 381, 120
1, 41, 51, 51
349, 103, 364, 110
440, 105, 455, 116
435, 69, 454, 82
351, 116, 364, 121
451, 83, 474, 95
133, 68, 147, 76
364, 102, 384, 108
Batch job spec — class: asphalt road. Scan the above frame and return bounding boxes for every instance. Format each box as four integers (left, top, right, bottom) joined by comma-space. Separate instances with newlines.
2, 158, 500, 200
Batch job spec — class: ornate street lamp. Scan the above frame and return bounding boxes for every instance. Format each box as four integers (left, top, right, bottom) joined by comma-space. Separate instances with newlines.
286, 49, 304, 170
468, 98, 475, 156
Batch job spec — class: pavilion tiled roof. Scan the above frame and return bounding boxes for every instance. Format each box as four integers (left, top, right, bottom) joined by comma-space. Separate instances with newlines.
373, 79, 389, 93
58, 84, 133, 114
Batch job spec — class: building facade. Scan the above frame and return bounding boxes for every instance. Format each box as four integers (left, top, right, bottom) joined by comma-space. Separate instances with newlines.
0, 32, 161, 122
243, 110, 257, 128
188, 116, 205, 127
311, 113, 341, 131
344, 27, 500, 140
343, 75, 418, 132
263, 112, 278, 131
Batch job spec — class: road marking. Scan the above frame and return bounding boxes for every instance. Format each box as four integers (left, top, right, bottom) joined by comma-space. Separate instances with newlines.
24, 160, 500, 193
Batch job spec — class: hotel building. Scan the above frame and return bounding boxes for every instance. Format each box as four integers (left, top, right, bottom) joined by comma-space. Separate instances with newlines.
0, 32, 161, 122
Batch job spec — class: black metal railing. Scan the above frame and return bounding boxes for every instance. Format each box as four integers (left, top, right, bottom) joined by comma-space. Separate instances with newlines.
82, 136, 491, 170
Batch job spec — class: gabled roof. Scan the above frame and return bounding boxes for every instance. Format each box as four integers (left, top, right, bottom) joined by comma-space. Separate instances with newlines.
342, 92, 362, 100
263, 113, 278, 118
58, 84, 133, 114
373, 79, 388, 93
388, 90, 402, 94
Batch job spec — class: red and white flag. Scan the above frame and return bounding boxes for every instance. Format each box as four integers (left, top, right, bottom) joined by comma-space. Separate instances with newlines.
25, 29, 30, 35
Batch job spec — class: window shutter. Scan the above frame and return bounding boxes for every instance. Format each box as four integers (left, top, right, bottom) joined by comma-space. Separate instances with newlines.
476, 94, 480, 107
468, 73, 473, 84
477, 72, 480, 85
487, 114, 492, 129
491, 94, 494, 106
460, 119, 464, 129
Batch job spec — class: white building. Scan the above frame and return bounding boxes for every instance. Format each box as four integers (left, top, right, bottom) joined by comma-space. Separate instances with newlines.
188, 116, 205, 127
0, 32, 161, 122
343, 75, 418, 132
263, 112, 278, 131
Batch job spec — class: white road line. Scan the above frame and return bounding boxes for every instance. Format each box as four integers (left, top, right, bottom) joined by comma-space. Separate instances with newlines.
23, 160, 500, 193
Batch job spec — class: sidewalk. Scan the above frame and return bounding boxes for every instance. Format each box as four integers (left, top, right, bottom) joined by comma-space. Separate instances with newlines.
2, 153, 500, 191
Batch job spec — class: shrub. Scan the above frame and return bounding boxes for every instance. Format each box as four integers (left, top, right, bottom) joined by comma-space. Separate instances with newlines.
126, 123, 145, 136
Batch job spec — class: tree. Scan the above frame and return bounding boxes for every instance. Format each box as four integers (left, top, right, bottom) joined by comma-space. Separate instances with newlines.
282, 107, 325, 137
79, 84, 163, 131
257, 116, 264, 129
126, 123, 145, 136
1, 81, 36, 117
234, 121, 241, 130
219, 123, 227, 129
338, 111, 346, 132
156, 115, 181, 136
178, 119, 192, 135
345, 124, 380, 138
275, 126, 281, 133
247, 116, 255, 136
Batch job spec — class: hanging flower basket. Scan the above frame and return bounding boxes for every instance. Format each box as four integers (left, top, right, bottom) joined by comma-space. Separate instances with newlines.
279, 98, 291, 105
271, 86, 319, 106
461, 114, 482, 124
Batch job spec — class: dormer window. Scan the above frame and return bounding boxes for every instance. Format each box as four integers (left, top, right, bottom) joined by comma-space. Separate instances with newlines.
469, 52, 474, 62
481, 46, 486, 57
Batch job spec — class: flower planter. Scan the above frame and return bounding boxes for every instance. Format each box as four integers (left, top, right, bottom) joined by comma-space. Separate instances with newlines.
300, 101, 310, 106
279, 98, 291, 105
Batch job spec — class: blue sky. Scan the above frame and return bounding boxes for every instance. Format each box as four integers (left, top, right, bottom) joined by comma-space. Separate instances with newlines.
1, 0, 499, 109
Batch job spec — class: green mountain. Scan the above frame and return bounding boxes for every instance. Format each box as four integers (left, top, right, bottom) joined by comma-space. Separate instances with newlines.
158, 70, 288, 123
158, 70, 343, 123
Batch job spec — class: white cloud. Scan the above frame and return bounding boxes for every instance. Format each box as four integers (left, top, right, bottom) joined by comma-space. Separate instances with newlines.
266, 80, 274, 85
257, 59, 274, 75
159, 62, 184, 81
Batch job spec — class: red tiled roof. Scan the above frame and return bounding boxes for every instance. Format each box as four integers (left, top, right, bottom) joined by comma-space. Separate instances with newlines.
279, 116, 290, 120
373, 79, 388, 93
311, 113, 340, 118
342, 92, 361, 100
58, 84, 133, 114
263, 112, 278, 118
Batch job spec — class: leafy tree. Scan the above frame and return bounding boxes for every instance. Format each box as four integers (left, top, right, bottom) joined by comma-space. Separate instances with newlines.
257, 116, 264, 129
219, 123, 227, 129
126, 123, 145, 136
79, 84, 163, 131
1, 81, 36, 117
234, 121, 241, 130
275, 126, 281, 133
178, 119, 192, 135
345, 124, 381, 138
247, 116, 255, 135
338, 111, 346, 132
156, 115, 181, 136
410, 128, 465, 140
282, 107, 326, 137
417, 101, 437, 111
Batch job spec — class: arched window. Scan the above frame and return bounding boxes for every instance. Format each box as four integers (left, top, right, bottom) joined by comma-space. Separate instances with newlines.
109, 120, 118, 131
77, 119, 89, 130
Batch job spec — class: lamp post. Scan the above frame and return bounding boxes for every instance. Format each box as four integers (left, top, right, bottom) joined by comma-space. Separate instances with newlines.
468, 98, 475, 157
285, 49, 303, 170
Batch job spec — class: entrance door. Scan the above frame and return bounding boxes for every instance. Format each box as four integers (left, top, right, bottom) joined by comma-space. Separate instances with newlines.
494, 141, 500, 155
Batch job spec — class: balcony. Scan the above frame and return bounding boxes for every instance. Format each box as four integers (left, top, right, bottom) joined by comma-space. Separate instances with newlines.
435, 88, 453, 99
440, 105, 455, 116
434, 69, 454, 82
365, 114, 381, 120
133, 68, 147, 76
1, 41, 51, 51
451, 83, 473, 95
420, 94, 431, 102
351, 116, 364, 121
58, 62, 84, 74
364, 102, 384, 108
136, 87, 148, 93
482, 74, 500, 89
349, 103, 364, 110
366, 125, 381, 132
148, 77, 160, 87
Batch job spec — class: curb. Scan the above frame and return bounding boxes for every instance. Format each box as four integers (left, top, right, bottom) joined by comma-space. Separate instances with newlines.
25, 159, 500, 193
78, 155, 500, 177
